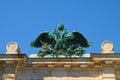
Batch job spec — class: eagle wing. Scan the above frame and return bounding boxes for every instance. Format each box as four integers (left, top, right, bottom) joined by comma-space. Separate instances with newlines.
30, 32, 56, 48
66, 31, 92, 47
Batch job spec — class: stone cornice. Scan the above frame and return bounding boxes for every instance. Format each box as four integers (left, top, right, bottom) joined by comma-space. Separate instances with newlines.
0, 53, 120, 69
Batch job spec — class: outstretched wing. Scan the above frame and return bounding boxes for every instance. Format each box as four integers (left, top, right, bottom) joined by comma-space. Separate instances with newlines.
66, 31, 92, 47
30, 32, 56, 48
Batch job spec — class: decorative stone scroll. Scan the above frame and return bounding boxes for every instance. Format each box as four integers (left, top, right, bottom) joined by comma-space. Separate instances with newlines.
101, 40, 114, 53
6, 41, 21, 54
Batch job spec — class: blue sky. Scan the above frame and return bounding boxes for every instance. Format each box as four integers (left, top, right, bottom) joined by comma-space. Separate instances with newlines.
0, 0, 120, 56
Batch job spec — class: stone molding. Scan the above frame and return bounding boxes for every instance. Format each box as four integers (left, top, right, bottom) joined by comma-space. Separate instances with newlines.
0, 53, 120, 80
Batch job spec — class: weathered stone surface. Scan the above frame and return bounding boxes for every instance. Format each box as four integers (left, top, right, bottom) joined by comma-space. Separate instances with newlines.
52, 70, 67, 80
116, 70, 120, 80
0, 53, 120, 80
0, 68, 3, 80
32, 69, 51, 80
17, 69, 32, 80
6, 41, 21, 54
101, 40, 114, 53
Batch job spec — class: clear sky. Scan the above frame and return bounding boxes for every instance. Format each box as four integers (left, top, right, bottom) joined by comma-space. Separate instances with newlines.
0, 0, 120, 56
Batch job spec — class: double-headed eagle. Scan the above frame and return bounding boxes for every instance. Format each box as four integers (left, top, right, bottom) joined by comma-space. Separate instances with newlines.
31, 24, 92, 57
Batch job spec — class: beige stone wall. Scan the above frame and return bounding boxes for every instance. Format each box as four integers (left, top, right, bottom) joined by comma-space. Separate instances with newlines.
16, 68, 102, 80
115, 69, 120, 80
0, 54, 120, 80
0, 68, 3, 80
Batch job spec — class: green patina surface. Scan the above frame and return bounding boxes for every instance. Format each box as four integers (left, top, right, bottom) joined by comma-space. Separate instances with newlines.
30, 24, 92, 58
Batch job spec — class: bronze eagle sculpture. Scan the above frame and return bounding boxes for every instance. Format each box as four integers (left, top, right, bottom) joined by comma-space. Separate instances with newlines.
30, 24, 92, 57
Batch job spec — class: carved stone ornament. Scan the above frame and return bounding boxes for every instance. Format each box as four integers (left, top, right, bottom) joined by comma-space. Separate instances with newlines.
6, 42, 18, 52
101, 40, 114, 53
6, 41, 21, 54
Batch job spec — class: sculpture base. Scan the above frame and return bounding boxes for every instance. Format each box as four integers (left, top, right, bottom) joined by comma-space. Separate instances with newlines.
6, 52, 20, 54
29, 54, 90, 58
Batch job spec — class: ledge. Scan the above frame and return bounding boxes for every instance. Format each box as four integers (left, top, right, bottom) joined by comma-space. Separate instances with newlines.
91, 53, 120, 58
0, 53, 120, 68
0, 54, 27, 61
